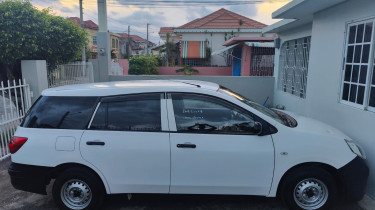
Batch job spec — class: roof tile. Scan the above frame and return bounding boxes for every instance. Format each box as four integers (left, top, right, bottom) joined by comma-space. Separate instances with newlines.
177, 8, 267, 29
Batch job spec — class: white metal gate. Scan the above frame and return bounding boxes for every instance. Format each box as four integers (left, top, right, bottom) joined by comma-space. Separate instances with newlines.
48, 62, 94, 88
0, 79, 32, 161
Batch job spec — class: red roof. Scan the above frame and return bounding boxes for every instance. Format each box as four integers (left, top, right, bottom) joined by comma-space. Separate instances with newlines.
119, 33, 155, 45
223, 37, 276, 46
177, 8, 267, 29
67, 17, 99, 30
159, 27, 175, 34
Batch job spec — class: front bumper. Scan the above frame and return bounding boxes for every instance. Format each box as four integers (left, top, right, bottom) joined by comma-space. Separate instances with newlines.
338, 156, 369, 201
8, 162, 52, 195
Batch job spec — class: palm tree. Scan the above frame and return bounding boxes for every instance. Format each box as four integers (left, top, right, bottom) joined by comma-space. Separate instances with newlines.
176, 65, 199, 75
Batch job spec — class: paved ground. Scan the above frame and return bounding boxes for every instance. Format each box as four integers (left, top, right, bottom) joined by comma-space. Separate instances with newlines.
0, 157, 368, 210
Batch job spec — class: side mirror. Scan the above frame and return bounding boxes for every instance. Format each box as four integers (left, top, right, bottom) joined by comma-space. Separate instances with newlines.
254, 121, 263, 135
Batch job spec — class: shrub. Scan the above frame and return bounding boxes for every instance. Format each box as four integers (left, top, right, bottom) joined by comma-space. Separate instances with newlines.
128, 55, 158, 75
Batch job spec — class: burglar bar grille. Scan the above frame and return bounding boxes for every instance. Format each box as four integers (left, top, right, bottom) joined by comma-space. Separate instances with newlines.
278, 37, 311, 98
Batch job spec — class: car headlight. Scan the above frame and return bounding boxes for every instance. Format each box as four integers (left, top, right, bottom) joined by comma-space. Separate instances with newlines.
345, 139, 366, 159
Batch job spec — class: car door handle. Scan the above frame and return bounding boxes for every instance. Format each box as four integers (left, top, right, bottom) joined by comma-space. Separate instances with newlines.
177, 144, 196, 148
86, 141, 105, 146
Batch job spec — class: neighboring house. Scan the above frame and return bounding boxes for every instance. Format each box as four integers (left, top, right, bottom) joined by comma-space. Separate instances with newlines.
159, 8, 274, 67
263, 0, 375, 198
159, 27, 180, 43
67, 17, 120, 59
110, 32, 120, 59
118, 33, 155, 57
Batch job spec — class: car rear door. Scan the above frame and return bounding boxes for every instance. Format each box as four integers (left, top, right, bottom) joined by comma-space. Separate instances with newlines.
167, 93, 274, 195
80, 93, 171, 194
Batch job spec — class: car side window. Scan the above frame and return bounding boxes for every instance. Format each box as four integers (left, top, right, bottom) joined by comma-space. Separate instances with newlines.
90, 94, 161, 132
171, 93, 258, 134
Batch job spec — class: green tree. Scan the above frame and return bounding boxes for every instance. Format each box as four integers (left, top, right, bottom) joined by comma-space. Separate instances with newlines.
164, 32, 179, 66
176, 65, 199, 75
128, 55, 158, 75
0, 1, 88, 81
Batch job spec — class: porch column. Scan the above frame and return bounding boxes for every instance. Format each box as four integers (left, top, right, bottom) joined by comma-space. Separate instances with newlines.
241, 45, 251, 76
97, 0, 110, 82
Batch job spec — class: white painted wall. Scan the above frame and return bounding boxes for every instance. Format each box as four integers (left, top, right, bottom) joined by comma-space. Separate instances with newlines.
273, 23, 312, 114
181, 32, 274, 66
274, 0, 375, 198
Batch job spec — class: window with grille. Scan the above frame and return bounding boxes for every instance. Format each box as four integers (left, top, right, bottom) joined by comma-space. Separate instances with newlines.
278, 37, 311, 98
93, 36, 97, 45
340, 19, 375, 112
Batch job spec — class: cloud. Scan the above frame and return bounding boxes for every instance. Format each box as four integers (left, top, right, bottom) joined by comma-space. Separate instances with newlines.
187, 7, 213, 22
29, 0, 292, 43
229, 4, 258, 18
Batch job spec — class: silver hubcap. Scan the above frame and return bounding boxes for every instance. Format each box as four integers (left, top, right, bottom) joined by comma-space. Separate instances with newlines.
293, 178, 328, 210
60, 179, 92, 209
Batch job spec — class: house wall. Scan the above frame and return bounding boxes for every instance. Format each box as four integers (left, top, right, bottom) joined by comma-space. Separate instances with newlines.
109, 75, 274, 105
273, 23, 313, 114
158, 66, 232, 76
181, 32, 274, 66
274, 0, 375, 198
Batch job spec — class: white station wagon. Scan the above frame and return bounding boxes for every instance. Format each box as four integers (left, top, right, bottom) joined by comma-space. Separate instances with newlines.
8, 80, 368, 210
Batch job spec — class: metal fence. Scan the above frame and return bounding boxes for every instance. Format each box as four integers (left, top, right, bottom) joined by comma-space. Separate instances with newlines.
48, 62, 94, 88
250, 47, 275, 76
0, 79, 32, 161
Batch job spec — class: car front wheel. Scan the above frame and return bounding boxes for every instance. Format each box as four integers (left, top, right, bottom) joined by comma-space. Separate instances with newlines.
280, 166, 339, 210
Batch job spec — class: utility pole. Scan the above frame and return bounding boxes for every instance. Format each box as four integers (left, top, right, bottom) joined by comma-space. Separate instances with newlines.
146, 23, 150, 55
127, 25, 130, 58
79, 0, 86, 62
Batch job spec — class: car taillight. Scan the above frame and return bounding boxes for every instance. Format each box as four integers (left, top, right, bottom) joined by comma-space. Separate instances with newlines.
9, 137, 28, 154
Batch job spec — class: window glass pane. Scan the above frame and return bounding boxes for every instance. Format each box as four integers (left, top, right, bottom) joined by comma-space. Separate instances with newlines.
372, 66, 375, 85
359, 65, 367, 84
172, 94, 257, 134
356, 24, 364, 43
364, 22, 373, 42
351, 65, 359, 83
22, 96, 98, 129
354, 45, 362, 63
362, 44, 370, 63
107, 97, 161, 131
346, 46, 354, 63
357, 86, 365, 105
342, 83, 350, 101
349, 25, 356, 44
369, 87, 375, 107
349, 84, 357, 102
90, 104, 106, 130
344, 65, 352, 82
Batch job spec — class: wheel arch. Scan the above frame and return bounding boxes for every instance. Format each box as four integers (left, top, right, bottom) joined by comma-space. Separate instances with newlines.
50, 162, 111, 194
276, 162, 343, 198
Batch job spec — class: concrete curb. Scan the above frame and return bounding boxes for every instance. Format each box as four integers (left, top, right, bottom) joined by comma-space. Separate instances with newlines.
359, 195, 375, 210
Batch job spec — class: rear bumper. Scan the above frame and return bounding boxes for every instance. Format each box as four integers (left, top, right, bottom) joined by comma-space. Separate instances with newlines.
338, 156, 369, 201
8, 162, 52, 195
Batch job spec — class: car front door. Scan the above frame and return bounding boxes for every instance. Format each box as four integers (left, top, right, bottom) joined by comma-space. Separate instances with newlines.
80, 93, 170, 194
168, 93, 274, 195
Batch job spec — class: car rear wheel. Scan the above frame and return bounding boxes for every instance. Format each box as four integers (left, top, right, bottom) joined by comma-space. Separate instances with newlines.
52, 167, 104, 210
280, 166, 338, 210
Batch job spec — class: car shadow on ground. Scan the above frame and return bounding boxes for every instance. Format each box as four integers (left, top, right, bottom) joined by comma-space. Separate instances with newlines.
0, 158, 365, 210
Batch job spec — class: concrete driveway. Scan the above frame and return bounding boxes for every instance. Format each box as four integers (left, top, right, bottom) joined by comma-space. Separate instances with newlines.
0, 158, 367, 210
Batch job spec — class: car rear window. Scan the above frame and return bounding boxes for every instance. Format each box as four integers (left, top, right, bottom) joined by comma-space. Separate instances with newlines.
21, 96, 98, 129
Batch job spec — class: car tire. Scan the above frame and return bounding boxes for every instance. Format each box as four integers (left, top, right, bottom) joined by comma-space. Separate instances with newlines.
52, 167, 104, 210
280, 166, 338, 210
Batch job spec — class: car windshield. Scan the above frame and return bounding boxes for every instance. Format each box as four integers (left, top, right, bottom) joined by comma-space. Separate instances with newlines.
218, 86, 296, 127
